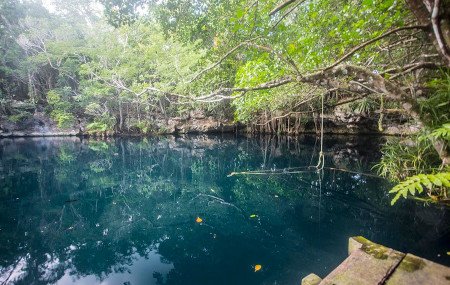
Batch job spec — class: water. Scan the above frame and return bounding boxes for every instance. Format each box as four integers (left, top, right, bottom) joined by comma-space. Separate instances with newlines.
0, 135, 448, 285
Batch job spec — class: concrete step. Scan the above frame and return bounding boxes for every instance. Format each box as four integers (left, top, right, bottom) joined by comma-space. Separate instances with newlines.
301, 236, 450, 285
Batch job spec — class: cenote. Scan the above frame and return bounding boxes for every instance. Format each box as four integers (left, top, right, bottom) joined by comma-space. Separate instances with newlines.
0, 135, 449, 285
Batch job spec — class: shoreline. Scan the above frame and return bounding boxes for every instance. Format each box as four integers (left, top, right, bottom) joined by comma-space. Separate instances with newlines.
0, 129, 413, 138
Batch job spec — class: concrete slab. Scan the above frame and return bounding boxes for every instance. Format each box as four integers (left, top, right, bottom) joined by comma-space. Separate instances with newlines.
385, 253, 450, 285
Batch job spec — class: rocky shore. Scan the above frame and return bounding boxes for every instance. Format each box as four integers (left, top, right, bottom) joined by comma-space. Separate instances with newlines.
0, 109, 420, 138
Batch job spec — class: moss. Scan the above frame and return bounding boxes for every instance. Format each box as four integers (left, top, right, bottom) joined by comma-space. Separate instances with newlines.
352, 236, 389, 260
353, 236, 370, 244
398, 255, 426, 272
361, 244, 389, 260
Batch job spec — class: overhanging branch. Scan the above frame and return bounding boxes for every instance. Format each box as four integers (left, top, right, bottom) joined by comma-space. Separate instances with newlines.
320, 25, 429, 72
188, 37, 261, 83
193, 76, 294, 101
269, 0, 298, 16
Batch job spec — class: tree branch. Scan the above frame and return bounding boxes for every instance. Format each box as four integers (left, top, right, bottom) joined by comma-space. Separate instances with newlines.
320, 25, 429, 71
388, 62, 443, 79
430, 0, 450, 64
301, 64, 423, 123
254, 93, 368, 125
245, 42, 301, 74
194, 76, 294, 101
271, 0, 305, 29
188, 37, 261, 83
269, 0, 298, 16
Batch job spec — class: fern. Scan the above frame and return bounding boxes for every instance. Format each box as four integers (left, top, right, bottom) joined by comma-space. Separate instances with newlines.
389, 172, 450, 205
430, 123, 450, 142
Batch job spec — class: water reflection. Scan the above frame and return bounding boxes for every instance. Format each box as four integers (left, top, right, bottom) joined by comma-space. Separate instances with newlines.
0, 135, 448, 285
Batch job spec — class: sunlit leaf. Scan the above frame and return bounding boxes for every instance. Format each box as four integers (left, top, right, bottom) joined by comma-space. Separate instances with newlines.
254, 264, 262, 272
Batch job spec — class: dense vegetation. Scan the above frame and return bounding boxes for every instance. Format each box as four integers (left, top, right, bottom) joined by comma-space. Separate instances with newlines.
0, 0, 449, 203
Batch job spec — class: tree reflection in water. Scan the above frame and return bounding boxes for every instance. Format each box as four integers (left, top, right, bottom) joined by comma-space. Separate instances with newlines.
0, 135, 448, 285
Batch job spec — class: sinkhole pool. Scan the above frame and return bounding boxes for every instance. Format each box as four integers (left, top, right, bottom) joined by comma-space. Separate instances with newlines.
0, 135, 448, 285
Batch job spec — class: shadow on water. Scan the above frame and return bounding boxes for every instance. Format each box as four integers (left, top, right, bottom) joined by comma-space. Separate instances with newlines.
0, 134, 448, 285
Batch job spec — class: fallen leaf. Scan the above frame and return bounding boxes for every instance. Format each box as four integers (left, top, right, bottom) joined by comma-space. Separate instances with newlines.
254, 264, 262, 272
196, 217, 203, 223
250, 214, 257, 218
447, 251, 450, 256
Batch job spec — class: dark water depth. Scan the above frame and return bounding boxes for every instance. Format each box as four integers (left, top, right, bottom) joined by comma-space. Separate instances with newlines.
0, 135, 449, 285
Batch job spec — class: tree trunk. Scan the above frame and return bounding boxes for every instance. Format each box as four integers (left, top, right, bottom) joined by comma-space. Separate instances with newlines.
405, 0, 450, 66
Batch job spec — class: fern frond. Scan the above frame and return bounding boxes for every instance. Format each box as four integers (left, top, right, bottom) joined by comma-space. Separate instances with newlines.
430, 123, 450, 142
389, 172, 450, 205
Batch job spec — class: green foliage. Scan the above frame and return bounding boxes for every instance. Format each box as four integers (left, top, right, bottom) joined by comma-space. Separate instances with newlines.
58, 147, 75, 163
0, 0, 28, 99
377, 123, 450, 205
50, 110, 75, 129
8, 112, 31, 123
430, 123, 450, 142
0, 0, 433, 134
46, 89, 75, 129
100, 0, 146, 27
374, 70, 450, 205
129, 121, 152, 134
390, 172, 450, 205
47, 90, 63, 106
374, 135, 441, 181
86, 121, 113, 133
349, 97, 379, 115
420, 71, 450, 127
1, 0, 449, 211
77, 21, 204, 131
87, 141, 110, 152
84, 103, 105, 117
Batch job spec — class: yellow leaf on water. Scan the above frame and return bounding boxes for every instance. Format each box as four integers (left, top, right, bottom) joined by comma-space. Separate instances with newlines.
196, 217, 203, 223
254, 264, 262, 272
250, 214, 257, 218
447, 252, 450, 256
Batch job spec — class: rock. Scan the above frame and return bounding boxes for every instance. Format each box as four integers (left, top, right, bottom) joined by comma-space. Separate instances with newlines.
0, 111, 83, 137
190, 110, 206, 119
385, 126, 400, 134
163, 117, 239, 134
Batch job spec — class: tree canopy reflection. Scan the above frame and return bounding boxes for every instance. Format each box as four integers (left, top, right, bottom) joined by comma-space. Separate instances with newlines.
0, 135, 448, 285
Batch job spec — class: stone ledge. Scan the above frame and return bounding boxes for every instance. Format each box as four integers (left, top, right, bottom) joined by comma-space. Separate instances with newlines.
302, 236, 450, 285
0, 131, 80, 137
301, 273, 322, 285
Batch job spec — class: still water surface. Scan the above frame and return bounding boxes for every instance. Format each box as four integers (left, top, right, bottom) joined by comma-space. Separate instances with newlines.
0, 135, 449, 285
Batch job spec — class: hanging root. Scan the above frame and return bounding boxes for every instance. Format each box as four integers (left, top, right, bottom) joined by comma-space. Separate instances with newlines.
378, 93, 384, 132
315, 92, 325, 171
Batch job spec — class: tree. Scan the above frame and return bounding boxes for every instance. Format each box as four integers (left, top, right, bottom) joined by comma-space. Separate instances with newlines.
78, 21, 204, 133
100, 0, 450, 203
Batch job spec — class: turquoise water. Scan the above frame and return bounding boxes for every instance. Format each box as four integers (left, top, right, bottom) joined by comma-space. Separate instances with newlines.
0, 135, 448, 285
